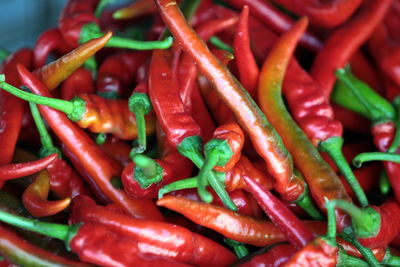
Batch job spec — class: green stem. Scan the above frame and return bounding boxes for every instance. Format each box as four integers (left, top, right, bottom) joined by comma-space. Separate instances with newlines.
180, 0, 201, 22
0, 76, 85, 122
319, 137, 369, 207
337, 247, 370, 267
224, 238, 249, 259
0, 48, 9, 62
132, 154, 163, 188
209, 36, 234, 53
196, 151, 217, 203
83, 56, 97, 79
29, 102, 61, 158
95, 133, 107, 145
335, 67, 395, 123
382, 249, 400, 266
325, 200, 337, 243
339, 228, 381, 267
388, 96, 400, 153
379, 171, 391, 195
177, 136, 204, 168
158, 177, 199, 199
129, 93, 152, 155
353, 152, 400, 167
333, 200, 380, 239
94, 0, 116, 18
295, 185, 324, 220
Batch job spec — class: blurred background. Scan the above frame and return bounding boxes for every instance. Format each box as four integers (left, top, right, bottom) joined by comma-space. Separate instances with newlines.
0, 0, 68, 51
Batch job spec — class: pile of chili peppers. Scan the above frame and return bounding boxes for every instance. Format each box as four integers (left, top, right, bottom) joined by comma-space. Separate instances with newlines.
1, 0, 400, 266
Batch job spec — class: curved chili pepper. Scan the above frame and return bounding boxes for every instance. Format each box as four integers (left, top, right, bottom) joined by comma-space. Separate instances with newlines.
113, 0, 157, 20
310, 0, 392, 96
0, 83, 157, 141
0, 225, 92, 267
233, 5, 259, 98
282, 58, 368, 207
0, 210, 188, 267
0, 49, 33, 189
271, 0, 362, 28
61, 67, 94, 100
223, 0, 322, 51
0, 153, 57, 181
71, 195, 237, 266
59, 0, 173, 49
99, 136, 132, 167
334, 199, 400, 249
154, 0, 309, 210
33, 28, 72, 69
29, 101, 89, 199
197, 122, 245, 202
35, 32, 111, 91
22, 170, 71, 217
16, 64, 162, 220
96, 51, 148, 98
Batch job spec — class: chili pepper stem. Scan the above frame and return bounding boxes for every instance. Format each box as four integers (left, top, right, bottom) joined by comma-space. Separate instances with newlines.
80, 23, 173, 50
29, 102, 61, 158
295, 184, 324, 220
224, 238, 249, 259
209, 36, 234, 53
129, 93, 152, 155
339, 228, 381, 267
177, 136, 204, 168
382, 249, 400, 266
379, 172, 391, 195
0, 76, 85, 121
319, 137, 369, 207
388, 97, 400, 153
197, 151, 217, 203
158, 177, 198, 199
333, 200, 380, 238
132, 154, 163, 188
325, 200, 336, 243
0, 48, 9, 62
337, 248, 370, 267
94, 0, 116, 18
95, 133, 107, 145
353, 152, 400, 167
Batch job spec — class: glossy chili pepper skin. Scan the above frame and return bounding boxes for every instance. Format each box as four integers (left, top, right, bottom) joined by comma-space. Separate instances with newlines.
284, 238, 338, 267
33, 28, 72, 69
0, 225, 91, 267
96, 51, 148, 98
70, 223, 190, 267
271, 0, 362, 28
155, 0, 306, 203
310, 0, 392, 96
99, 137, 132, 167
223, 0, 322, 51
61, 67, 94, 100
0, 49, 33, 171
71, 195, 237, 266
233, 5, 259, 98
22, 170, 71, 217
237, 243, 297, 267
0, 153, 57, 181
17, 64, 163, 220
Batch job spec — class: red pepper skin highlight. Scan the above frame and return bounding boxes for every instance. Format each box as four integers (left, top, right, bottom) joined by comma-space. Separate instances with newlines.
310, 0, 392, 96
17, 64, 163, 220
61, 67, 94, 100
71, 195, 237, 266
237, 243, 297, 267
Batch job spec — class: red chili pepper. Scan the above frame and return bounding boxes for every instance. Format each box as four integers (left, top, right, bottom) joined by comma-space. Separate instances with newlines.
0, 49, 33, 187
71, 195, 237, 266
33, 28, 72, 69
61, 67, 94, 100
16, 64, 162, 220
237, 243, 297, 267
223, 0, 322, 51
99, 136, 132, 167
271, 0, 362, 28
35, 32, 111, 91
310, 0, 392, 96
233, 5, 259, 98
334, 199, 400, 249
96, 51, 148, 98
22, 170, 71, 217
0, 225, 91, 267
0, 153, 57, 181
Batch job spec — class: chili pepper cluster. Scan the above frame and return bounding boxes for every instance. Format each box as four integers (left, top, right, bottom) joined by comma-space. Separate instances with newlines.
1, 0, 400, 266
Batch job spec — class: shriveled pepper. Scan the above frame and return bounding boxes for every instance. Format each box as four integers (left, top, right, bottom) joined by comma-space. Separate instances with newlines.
22, 170, 71, 217
16, 64, 162, 220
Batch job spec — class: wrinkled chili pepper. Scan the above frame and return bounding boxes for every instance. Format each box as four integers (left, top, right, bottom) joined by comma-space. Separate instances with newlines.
271, 0, 362, 28
33, 28, 72, 69
154, 0, 318, 218
0, 210, 188, 267
22, 170, 71, 217
71, 195, 237, 266
258, 16, 352, 222
29, 101, 89, 199
0, 80, 157, 141
310, 0, 392, 96
59, 0, 173, 49
0, 49, 33, 189
0, 153, 57, 181
0, 225, 92, 267
16, 64, 162, 220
